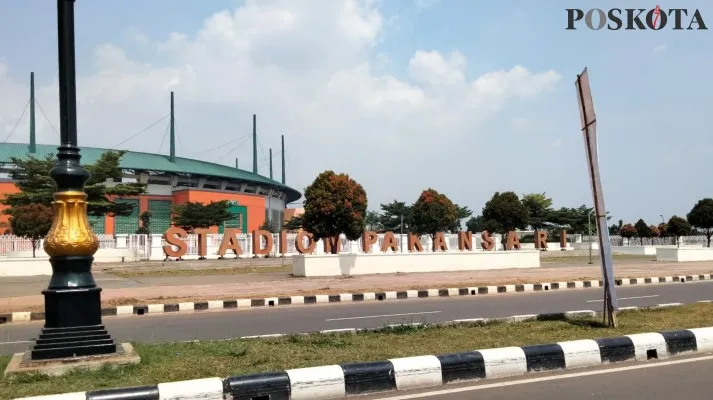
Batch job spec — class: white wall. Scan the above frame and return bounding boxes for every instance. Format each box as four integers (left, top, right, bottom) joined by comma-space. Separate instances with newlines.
292, 250, 541, 277
657, 247, 713, 262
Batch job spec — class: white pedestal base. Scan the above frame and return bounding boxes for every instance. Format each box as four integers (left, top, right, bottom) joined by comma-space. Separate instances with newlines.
292, 250, 541, 277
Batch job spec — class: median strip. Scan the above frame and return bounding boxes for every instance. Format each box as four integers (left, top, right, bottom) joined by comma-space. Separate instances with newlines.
1, 273, 711, 325
6, 303, 713, 400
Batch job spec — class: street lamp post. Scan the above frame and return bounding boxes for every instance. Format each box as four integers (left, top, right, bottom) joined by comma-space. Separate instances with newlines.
29, 0, 117, 360
588, 209, 594, 264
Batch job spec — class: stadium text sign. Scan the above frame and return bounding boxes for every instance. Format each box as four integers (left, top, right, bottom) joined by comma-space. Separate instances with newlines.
566, 7, 707, 30
162, 227, 569, 258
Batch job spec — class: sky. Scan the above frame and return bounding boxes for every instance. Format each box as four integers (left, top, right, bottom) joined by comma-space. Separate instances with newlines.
0, 0, 711, 225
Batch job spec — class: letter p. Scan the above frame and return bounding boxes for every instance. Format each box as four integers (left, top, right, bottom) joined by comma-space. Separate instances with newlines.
566, 8, 584, 29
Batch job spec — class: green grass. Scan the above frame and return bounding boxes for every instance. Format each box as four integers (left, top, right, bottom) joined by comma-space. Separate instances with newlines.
2, 303, 712, 399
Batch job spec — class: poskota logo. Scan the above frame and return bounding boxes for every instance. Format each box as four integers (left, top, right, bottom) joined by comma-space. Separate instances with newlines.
566, 6, 707, 30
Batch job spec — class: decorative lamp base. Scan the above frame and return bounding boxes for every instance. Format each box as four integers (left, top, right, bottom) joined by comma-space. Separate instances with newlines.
31, 325, 117, 360
30, 256, 118, 361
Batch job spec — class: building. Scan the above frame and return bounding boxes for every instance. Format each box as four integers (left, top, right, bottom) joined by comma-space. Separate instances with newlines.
0, 74, 301, 235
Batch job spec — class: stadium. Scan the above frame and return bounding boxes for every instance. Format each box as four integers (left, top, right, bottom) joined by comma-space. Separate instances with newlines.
0, 74, 302, 235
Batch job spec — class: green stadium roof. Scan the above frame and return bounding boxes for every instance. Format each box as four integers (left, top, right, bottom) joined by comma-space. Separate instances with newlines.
0, 143, 301, 203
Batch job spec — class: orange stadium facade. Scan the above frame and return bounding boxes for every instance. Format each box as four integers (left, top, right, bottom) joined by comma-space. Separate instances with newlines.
0, 78, 301, 235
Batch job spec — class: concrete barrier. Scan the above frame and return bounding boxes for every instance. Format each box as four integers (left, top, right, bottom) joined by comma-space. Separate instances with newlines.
657, 247, 713, 262
292, 250, 541, 277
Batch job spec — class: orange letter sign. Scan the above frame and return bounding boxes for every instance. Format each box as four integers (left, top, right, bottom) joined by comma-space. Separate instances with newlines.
361, 231, 378, 253
458, 231, 472, 251
218, 228, 243, 257
535, 230, 548, 250
506, 231, 521, 250
163, 227, 188, 258
252, 230, 274, 256
194, 228, 210, 258
408, 233, 424, 252
323, 235, 341, 254
432, 232, 448, 252
380, 231, 399, 252
481, 230, 495, 251
295, 231, 316, 254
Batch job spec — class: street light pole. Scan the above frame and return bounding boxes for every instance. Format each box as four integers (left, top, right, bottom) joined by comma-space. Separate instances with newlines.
588, 210, 593, 264
400, 214, 404, 253
29, 0, 117, 360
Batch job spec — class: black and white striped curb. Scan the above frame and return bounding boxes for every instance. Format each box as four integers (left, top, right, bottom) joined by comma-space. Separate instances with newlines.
17, 324, 713, 400
2, 273, 711, 325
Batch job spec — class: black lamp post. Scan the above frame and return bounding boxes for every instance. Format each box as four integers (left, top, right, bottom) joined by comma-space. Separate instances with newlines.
29, 0, 117, 360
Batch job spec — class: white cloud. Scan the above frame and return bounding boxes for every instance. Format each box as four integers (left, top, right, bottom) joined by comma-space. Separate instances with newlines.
0, 0, 560, 207
654, 44, 668, 53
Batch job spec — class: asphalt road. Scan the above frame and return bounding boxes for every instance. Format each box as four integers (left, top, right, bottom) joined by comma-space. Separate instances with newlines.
364, 354, 713, 399
1, 280, 712, 356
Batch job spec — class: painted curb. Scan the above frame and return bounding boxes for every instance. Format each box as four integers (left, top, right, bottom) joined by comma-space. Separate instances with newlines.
1, 273, 711, 325
15, 324, 713, 400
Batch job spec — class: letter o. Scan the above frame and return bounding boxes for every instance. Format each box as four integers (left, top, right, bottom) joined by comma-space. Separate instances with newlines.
585, 8, 607, 30
295, 231, 316, 254
646, 8, 667, 30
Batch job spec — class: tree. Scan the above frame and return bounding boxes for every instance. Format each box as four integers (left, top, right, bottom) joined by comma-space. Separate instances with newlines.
136, 211, 152, 234
10, 204, 54, 257
379, 200, 412, 233
172, 200, 233, 231
521, 193, 553, 231
481, 191, 529, 234
620, 224, 637, 244
634, 219, 650, 245
687, 198, 713, 247
365, 210, 383, 232
548, 206, 611, 235
301, 170, 368, 249
658, 222, 668, 239
449, 204, 473, 232
667, 215, 692, 247
465, 214, 500, 233
649, 225, 660, 240
466, 215, 485, 232
284, 214, 304, 232
1, 151, 146, 218
609, 219, 623, 236
258, 218, 281, 233
410, 188, 458, 240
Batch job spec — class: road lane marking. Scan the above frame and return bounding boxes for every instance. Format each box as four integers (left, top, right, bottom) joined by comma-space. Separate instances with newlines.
376, 354, 713, 399
0, 340, 33, 345
586, 295, 659, 303
325, 311, 441, 322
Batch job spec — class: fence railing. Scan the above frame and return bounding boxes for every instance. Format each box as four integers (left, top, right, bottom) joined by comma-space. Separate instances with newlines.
0, 234, 116, 256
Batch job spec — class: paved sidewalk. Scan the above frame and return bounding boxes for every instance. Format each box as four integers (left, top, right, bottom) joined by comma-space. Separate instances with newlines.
2, 258, 712, 313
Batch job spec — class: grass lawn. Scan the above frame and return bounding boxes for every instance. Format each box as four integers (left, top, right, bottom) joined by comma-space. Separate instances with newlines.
2, 303, 713, 399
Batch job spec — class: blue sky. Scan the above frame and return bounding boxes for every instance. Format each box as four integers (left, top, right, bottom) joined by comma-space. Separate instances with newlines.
0, 0, 711, 226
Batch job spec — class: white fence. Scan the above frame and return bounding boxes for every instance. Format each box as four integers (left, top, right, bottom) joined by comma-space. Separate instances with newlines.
0, 234, 116, 256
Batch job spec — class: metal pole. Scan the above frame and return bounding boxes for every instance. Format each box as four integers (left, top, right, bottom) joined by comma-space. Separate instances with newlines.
400, 214, 404, 253
30, 0, 117, 361
588, 210, 593, 264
